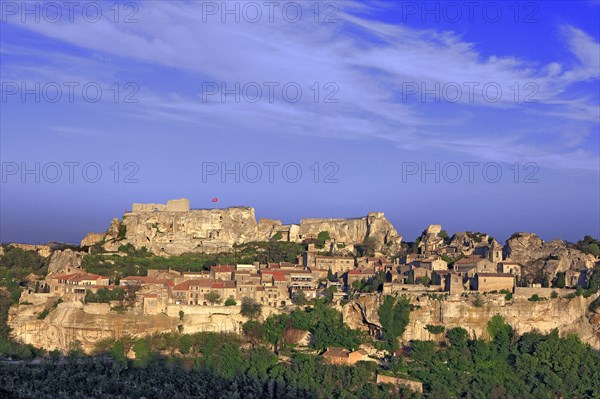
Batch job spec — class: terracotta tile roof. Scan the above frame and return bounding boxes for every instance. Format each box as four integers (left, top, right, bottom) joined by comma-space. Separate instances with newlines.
223, 281, 236, 288
348, 269, 361, 275
212, 265, 234, 273
323, 347, 349, 358
272, 272, 287, 282
53, 272, 107, 282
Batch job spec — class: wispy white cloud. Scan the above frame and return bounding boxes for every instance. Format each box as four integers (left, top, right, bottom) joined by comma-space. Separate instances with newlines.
2, 0, 599, 171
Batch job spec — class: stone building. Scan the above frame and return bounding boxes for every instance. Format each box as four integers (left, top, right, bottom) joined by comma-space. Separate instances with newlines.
472, 273, 515, 292
303, 252, 355, 275
454, 256, 496, 277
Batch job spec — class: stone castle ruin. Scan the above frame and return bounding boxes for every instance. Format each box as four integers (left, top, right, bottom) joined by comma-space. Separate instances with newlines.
83, 198, 402, 256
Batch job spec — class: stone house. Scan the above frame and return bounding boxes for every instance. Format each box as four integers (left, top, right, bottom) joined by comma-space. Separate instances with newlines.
345, 268, 376, 287
472, 273, 515, 292
454, 256, 496, 277
47, 272, 110, 296
322, 347, 374, 365
255, 286, 288, 307
305, 253, 355, 275
414, 257, 448, 272
210, 265, 235, 281
322, 347, 351, 365
498, 262, 522, 277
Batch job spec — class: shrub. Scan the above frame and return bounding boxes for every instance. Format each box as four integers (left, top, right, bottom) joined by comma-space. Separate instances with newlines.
224, 297, 237, 306
528, 294, 546, 302
500, 289, 513, 301
551, 291, 559, 299
473, 296, 484, 307
425, 324, 445, 334
37, 298, 62, 320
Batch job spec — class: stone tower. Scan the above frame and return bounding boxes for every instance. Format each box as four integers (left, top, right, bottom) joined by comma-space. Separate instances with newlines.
488, 240, 503, 263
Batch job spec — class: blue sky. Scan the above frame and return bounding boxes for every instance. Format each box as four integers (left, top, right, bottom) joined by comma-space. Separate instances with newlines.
1, 0, 599, 244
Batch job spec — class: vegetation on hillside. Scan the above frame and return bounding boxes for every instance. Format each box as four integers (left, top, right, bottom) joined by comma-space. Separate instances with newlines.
0, 246, 48, 354
82, 241, 304, 283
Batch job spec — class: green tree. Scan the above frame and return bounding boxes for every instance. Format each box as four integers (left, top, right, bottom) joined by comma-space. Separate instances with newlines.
316, 231, 331, 249
241, 297, 262, 319
205, 291, 222, 305
224, 296, 237, 306
552, 272, 566, 288
179, 334, 192, 355
110, 340, 126, 364
377, 295, 411, 352
242, 320, 264, 347
292, 289, 307, 305
133, 338, 151, 366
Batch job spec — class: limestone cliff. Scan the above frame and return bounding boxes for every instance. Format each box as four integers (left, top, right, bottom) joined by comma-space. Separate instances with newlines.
114, 207, 259, 256
342, 293, 600, 350
299, 212, 402, 254
91, 199, 402, 256
8, 300, 281, 353
504, 233, 598, 280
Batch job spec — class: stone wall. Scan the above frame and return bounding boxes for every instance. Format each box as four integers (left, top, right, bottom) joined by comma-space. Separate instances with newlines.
376, 375, 423, 393
513, 287, 576, 299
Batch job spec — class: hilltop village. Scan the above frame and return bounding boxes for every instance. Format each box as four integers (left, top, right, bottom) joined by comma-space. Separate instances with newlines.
13, 200, 598, 317
3, 199, 600, 396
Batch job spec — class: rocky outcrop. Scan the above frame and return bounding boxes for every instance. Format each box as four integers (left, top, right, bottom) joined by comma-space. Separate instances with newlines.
504, 233, 597, 280
300, 212, 402, 255
96, 199, 402, 256
47, 249, 84, 274
342, 293, 600, 350
448, 232, 495, 256
80, 232, 105, 247
113, 207, 259, 256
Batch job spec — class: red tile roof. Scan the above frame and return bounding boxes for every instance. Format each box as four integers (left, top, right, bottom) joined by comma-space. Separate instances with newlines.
212, 265, 234, 273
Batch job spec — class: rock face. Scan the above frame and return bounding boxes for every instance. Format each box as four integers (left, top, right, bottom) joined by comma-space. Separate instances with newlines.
47, 249, 84, 274
8, 300, 282, 353
448, 232, 496, 256
342, 293, 600, 350
504, 233, 597, 280
8, 301, 179, 353
81, 232, 105, 247
95, 199, 402, 256
300, 212, 402, 254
